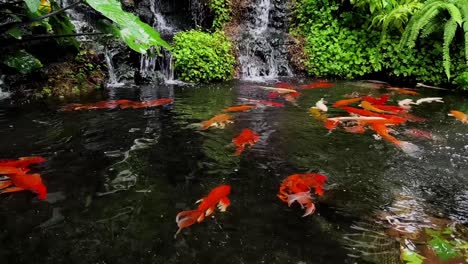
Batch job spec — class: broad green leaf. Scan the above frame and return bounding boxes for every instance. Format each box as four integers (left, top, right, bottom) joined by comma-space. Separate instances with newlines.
401, 248, 424, 264
85, 0, 171, 53
3, 50, 43, 74
24, 0, 40, 12
429, 236, 460, 260
7, 26, 23, 39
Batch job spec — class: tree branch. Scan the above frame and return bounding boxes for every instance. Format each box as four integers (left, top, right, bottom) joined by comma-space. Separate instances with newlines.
0, 0, 83, 30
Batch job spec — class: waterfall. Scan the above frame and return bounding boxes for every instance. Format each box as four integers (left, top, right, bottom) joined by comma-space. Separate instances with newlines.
0, 78, 10, 100
105, 48, 125, 87
238, 0, 292, 80
139, 0, 177, 83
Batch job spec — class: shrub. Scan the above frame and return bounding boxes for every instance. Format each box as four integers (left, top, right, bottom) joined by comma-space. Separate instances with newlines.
172, 30, 235, 83
454, 72, 468, 90
209, 0, 232, 30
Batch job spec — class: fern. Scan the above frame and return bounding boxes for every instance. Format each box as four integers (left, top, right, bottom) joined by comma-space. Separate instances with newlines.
400, 0, 468, 79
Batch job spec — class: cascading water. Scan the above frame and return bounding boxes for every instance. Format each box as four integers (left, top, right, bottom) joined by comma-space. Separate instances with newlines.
139, 0, 177, 83
238, 0, 293, 80
105, 48, 125, 87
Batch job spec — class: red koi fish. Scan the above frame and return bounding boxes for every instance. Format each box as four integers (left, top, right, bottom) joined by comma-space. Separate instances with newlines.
0, 167, 47, 200
267, 92, 281, 99
63, 98, 173, 111
0, 156, 45, 172
371, 105, 405, 113
403, 129, 434, 140
232, 128, 259, 155
175, 185, 231, 238
275, 82, 295, 89
278, 173, 327, 217
298, 82, 334, 89
363, 95, 390, 105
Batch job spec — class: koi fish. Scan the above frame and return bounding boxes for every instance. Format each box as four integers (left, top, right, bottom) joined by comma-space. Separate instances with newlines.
62, 98, 173, 111
411, 97, 444, 105
327, 116, 386, 122
387, 87, 419, 95
449, 110, 468, 123
332, 97, 362, 108
0, 156, 46, 172
0, 167, 47, 200
371, 105, 405, 113
283, 92, 301, 103
340, 106, 406, 124
398, 99, 414, 110
175, 185, 231, 238
369, 123, 420, 157
315, 98, 328, 112
201, 114, 233, 130
298, 82, 334, 89
256, 86, 298, 94
343, 125, 366, 134
244, 99, 285, 107
402, 129, 435, 140
359, 101, 387, 113
363, 95, 390, 105
138, 98, 173, 108
309, 107, 328, 121
223, 105, 256, 112
278, 173, 327, 217
267, 92, 281, 99
232, 128, 259, 155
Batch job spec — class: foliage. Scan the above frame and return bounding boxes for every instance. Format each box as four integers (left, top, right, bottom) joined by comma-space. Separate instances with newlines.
425, 228, 466, 261
369, 0, 422, 35
3, 50, 43, 74
85, 0, 170, 53
172, 30, 235, 83
209, 0, 232, 30
399, 0, 468, 80
291, 0, 467, 85
401, 248, 424, 264
454, 71, 468, 90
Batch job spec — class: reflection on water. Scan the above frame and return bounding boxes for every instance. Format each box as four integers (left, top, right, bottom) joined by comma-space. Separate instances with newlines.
0, 81, 467, 263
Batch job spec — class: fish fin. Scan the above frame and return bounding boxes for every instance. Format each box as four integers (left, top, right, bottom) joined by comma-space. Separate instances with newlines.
195, 198, 203, 204
205, 206, 215, 217
217, 197, 230, 212
197, 213, 205, 222
175, 209, 202, 238
302, 202, 316, 217
0, 186, 26, 194
0, 180, 12, 189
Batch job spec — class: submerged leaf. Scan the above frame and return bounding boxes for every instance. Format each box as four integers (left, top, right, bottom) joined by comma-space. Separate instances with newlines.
401, 248, 424, 264
23, 0, 40, 12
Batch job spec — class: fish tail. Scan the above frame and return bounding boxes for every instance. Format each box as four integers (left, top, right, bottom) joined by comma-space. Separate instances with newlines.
235, 145, 245, 155
397, 141, 422, 158
174, 209, 203, 238
302, 202, 316, 217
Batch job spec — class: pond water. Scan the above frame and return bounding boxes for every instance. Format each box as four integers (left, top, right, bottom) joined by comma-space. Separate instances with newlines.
0, 80, 467, 264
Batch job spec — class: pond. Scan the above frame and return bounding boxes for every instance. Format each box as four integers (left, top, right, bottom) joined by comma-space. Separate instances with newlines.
0, 80, 467, 263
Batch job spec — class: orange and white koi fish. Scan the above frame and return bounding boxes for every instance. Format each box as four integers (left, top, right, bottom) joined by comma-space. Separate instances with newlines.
223, 105, 256, 112
0, 167, 47, 200
244, 99, 285, 107
387, 87, 419, 95
256, 86, 298, 94
332, 97, 362, 108
315, 98, 328, 112
327, 116, 386, 122
449, 110, 468, 124
368, 123, 420, 157
201, 114, 233, 130
175, 185, 231, 238
232, 128, 259, 155
278, 173, 327, 217
359, 101, 387, 113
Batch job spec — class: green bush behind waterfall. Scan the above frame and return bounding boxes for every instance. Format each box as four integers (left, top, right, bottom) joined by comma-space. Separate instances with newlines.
172, 30, 235, 83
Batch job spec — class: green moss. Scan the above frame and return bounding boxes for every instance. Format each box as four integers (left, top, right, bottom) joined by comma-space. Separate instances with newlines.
209, 0, 232, 30
172, 30, 235, 83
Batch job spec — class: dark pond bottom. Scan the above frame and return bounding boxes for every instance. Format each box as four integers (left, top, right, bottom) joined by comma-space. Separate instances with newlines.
0, 80, 467, 264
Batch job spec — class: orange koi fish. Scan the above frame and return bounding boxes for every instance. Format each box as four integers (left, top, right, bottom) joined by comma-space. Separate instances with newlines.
332, 97, 362, 108
387, 87, 419, 95
232, 128, 259, 155
363, 95, 390, 105
256, 86, 298, 94
449, 110, 468, 124
360, 101, 387, 113
201, 114, 233, 130
175, 185, 231, 238
246, 99, 285, 107
340, 106, 406, 124
223, 105, 256, 112
275, 82, 295, 89
371, 104, 405, 113
278, 173, 327, 217
0, 156, 45, 172
368, 122, 420, 156
0, 167, 47, 200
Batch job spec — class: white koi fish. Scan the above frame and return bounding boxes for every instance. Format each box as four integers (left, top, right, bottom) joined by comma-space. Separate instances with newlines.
315, 98, 328, 112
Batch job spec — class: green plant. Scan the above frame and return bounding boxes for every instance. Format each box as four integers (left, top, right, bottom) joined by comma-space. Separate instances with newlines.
399, 0, 468, 80
172, 30, 235, 83
454, 71, 468, 90
209, 0, 232, 30
369, 0, 422, 35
